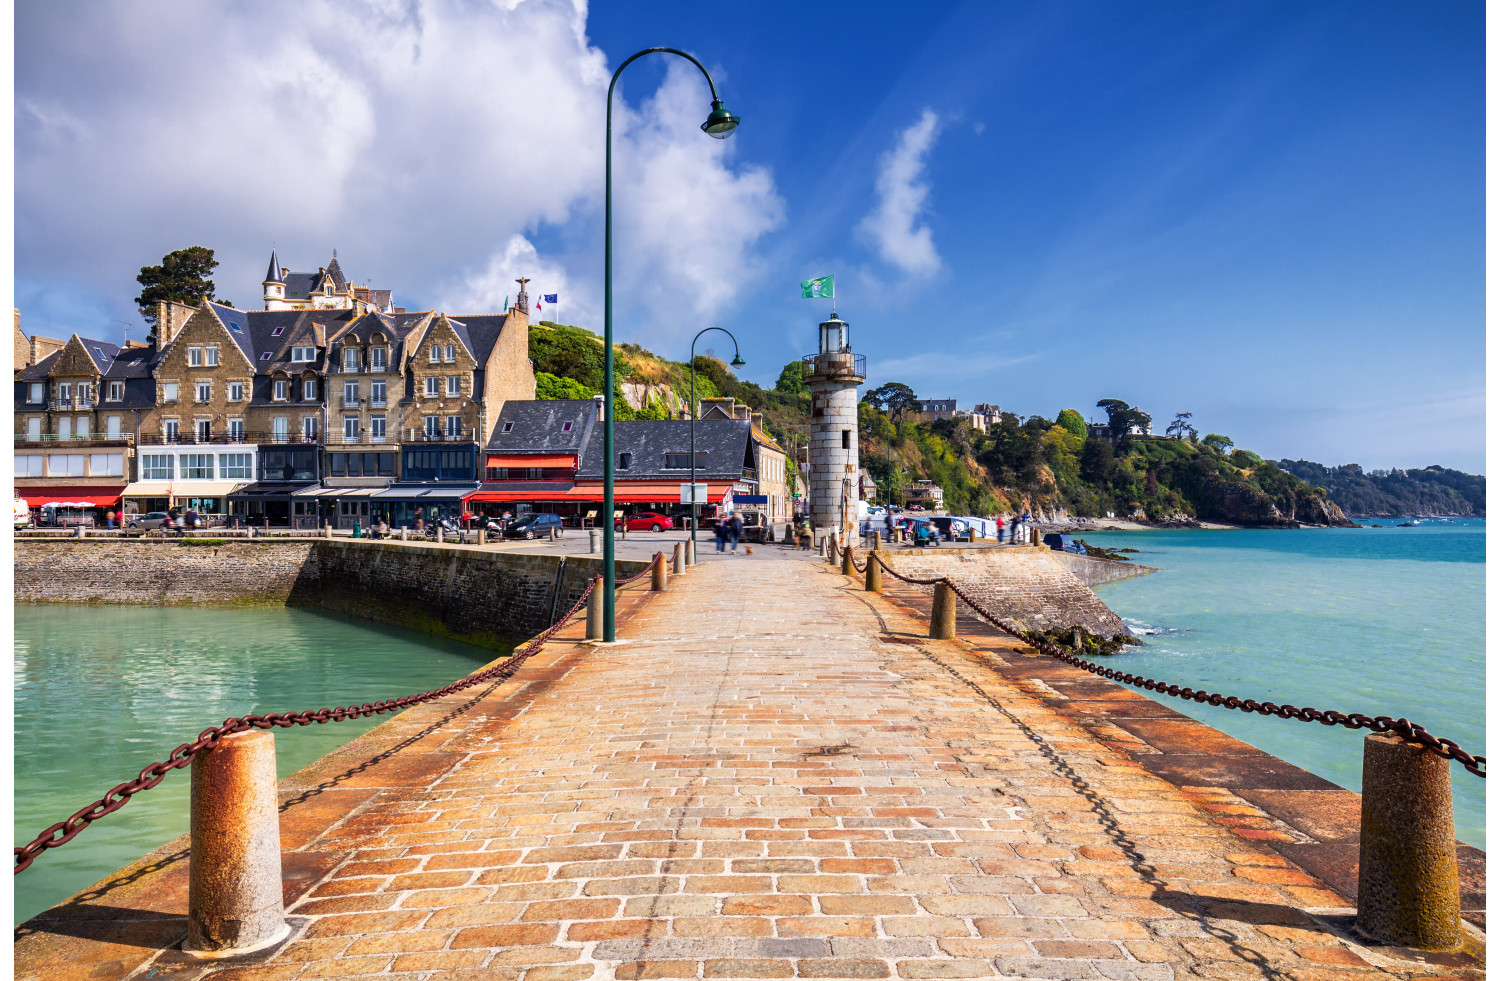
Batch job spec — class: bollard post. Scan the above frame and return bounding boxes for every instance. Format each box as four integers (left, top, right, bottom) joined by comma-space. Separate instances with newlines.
400, 527, 408, 541
436, 526, 444, 545
651, 551, 667, 591
672, 542, 685, 574
828, 534, 840, 566
686, 537, 697, 566
185, 730, 288, 955
585, 579, 605, 640
841, 545, 857, 576
75, 524, 85, 538
1355, 732, 1463, 950
1030, 526, 1041, 547
865, 551, 882, 593
322, 522, 332, 539
589, 528, 601, 554
247, 525, 255, 539
929, 581, 957, 640
550, 526, 560, 541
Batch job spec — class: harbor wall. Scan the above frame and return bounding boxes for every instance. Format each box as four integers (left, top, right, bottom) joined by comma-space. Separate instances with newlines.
1049, 550, 1157, 587
876, 546, 1144, 639
13, 539, 646, 650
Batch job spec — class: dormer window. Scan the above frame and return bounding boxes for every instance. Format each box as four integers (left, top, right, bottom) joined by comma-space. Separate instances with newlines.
108, 381, 123, 401
619, 452, 632, 470
324, 284, 333, 296
344, 347, 358, 371
303, 379, 317, 400
502, 422, 514, 433
371, 348, 387, 371
562, 422, 573, 432
274, 380, 288, 401
291, 346, 316, 362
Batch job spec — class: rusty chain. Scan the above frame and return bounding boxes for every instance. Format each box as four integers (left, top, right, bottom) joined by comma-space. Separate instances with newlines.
13, 563, 674, 874
864, 550, 1485, 779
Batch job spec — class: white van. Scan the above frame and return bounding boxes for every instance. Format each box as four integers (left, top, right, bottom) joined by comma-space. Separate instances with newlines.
14, 498, 32, 530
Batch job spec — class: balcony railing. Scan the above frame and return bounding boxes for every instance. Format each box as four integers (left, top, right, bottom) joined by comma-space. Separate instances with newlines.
328, 361, 392, 374
801, 352, 866, 381
47, 397, 100, 411
342, 396, 363, 408
405, 428, 477, 443
14, 432, 134, 445
334, 432, 398, 445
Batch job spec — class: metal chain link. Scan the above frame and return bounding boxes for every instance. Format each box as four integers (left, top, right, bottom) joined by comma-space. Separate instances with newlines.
15, 572, 614, 874
867, 551, 1485, 779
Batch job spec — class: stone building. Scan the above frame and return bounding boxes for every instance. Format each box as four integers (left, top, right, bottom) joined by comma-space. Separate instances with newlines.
697, 397, 790, 520
804, 313, 864, 542
261, 249, 395, 313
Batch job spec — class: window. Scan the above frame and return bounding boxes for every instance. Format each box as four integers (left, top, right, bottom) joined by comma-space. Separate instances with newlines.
49, 453, 85, 476
444, 344, 456, 363
58, 383, 72, 401
447, 375, 460, 396
106, 415, 121, 438
302, 417, 318, 440
27, 382, 42, 403
842, 430, 850, 450
424, 415, 440, 438
371, 348, 387, 371
228, 382, 244, 402
181, 454, 214, 479
344, 380, 359, 405
196, 381, 211, 403
57, 418, 72, 439
272, 417, 288, 442
227, 418, 244, 441
260, 353, 272, 361
429, 345, 440, 363
344, 347, 358, 371
76, 418, 90, 439
27, 417, 41, 440
663, 452, 707, 469
206, 345, 218, 366
344, 416, 359, 442
219, 453, 253, 479
424, 376, 440, 397
271, 326, 284, 336
370, 380, 386, 406
370, 415, 385, 440
298, 379, 314, 400
329, 453, 345, 476
562, 422, 573, 432
501, 421, 514, 433
78, 384, 91, 403
141, 454, 174, 480
619, 452, 632, 470
163, 419, 179, 441
196, 419, 212, 441
274, 379, 288, 401
16, 454, 45, 476
188, 346, 203, 366
324, 284, 333, 296
163, 382, 179, 403
446, 415, 461, 437
291, 346, 316, 362
107, 381, 123, 401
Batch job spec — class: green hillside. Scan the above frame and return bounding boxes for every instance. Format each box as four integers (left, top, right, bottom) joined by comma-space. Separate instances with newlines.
528, 322, 1351, 527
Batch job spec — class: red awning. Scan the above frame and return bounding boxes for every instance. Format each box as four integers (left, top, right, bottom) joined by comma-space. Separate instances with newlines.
18, 487, 125, 508
486, 454, 576, 468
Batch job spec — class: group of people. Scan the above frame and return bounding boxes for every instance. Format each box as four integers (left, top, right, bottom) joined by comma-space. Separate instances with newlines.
712, 513, 745, 553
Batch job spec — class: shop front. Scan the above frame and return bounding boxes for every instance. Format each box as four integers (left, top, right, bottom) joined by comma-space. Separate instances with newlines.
16, 486, 126, 526
371, 484, 479, 528
227, 482, 319, 526
121, 481, 247, 517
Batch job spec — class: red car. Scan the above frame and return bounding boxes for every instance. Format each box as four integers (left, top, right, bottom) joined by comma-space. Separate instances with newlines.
617, 511, 674, 532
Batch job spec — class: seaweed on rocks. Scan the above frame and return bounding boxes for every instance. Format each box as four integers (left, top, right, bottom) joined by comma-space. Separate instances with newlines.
1024, 626, 1141, 657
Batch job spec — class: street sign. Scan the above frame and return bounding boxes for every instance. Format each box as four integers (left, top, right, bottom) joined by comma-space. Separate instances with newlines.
732, 495, 768, 505
679, 483, 708, 504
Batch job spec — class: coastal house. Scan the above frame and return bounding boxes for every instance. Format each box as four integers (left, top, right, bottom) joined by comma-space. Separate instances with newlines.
261, 249, 396, 314
916, 398, 960, 423
696, 397, 790, 520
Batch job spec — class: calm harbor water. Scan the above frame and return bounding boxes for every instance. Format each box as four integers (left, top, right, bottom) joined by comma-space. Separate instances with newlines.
1080, 518, 1485, 849
14, 606, 502, 925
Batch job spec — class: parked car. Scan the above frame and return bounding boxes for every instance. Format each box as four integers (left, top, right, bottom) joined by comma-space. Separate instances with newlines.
128, 511, 174, 532
617, 511, 673, 532
14, 498, 32, 530
506, 513, 564, 539
1042, 532, 1087, 554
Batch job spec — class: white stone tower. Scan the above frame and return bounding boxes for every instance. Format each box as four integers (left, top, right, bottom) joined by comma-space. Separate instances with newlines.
806, 313, 864, 543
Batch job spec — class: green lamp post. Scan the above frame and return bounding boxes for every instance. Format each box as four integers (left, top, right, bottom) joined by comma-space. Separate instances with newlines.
604, 48, 739, 640
687, 327, 745, 554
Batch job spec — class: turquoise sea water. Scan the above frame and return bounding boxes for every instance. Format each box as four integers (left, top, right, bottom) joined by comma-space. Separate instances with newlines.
1079, 519, 1485, 849
13, 606, 500, 925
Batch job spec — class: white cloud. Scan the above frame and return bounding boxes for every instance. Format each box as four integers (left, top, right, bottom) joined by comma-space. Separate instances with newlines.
16, 0, 781, 344
857, 109, 943, 276
438, 233, 587, 323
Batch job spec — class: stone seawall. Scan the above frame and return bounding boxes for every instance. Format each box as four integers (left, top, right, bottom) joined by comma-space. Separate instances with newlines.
13, 540, 649, 651
878, 546, 1139, 639
1049, 550, 1157, 587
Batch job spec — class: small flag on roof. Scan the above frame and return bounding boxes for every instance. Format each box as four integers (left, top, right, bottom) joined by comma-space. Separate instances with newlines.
800, 275, 834, 299
543, 294, 557, 304
536, 300, 542, 311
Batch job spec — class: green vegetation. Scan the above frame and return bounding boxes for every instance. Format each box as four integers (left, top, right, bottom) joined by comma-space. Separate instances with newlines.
1277, 461, 1485, 517
527, 323, 1349, 527
135, 246, 228, 342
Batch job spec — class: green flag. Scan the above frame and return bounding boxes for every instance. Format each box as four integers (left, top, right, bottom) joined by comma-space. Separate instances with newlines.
800, 275, 834, 299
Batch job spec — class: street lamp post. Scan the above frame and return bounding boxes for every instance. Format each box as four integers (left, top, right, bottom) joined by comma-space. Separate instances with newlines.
687, 327, 745, 555
604, 48, 738, 641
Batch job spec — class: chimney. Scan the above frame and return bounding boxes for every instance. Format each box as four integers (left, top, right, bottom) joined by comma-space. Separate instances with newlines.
281, 267, 289, 278
594, 394, 605, 422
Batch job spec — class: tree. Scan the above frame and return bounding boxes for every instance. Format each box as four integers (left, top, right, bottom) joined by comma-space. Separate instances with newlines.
135, 246, 221, 342
864, 382, 920, 428
1056, 408, 1087, 441
1202, 433, 1234, 455
1095, 398, 1151, 445
1165, 412, 1198, 441
775, 359, 809, 396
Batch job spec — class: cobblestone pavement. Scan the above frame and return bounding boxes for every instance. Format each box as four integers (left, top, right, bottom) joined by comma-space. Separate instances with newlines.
203, 559, 1478, 980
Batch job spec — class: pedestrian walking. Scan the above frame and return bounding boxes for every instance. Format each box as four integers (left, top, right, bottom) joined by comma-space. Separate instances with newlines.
105, 509, 115, 530
884, 511, 895, 543
728, 512, 743, 553
797, 518, 813, 550
714, 516, 728, 553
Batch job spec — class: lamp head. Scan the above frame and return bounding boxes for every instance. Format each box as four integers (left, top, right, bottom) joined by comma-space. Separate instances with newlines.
730, 352, 746, 368
701, 99, 740, 139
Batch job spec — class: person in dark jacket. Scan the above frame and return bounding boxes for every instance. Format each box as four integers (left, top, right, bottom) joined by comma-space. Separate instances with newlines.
728, 513, 743, 553
714, 516, 728, 552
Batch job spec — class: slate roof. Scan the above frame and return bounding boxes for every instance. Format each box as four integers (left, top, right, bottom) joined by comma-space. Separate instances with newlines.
447, 314, 512, 365
16, 352, 59, 381
264, 249, 284, 284
485, 399, 597, 454
282, 273, 319, 300
80, 337, 121, 372
577, 419, 753, 480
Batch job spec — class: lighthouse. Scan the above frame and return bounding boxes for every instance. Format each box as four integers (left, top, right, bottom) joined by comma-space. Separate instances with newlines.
805, 312, 865, 545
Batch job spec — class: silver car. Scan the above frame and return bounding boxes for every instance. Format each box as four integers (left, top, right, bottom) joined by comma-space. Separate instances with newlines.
129, 511, 173, 531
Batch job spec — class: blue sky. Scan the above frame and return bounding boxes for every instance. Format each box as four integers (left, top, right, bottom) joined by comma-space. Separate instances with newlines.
14, 1, 1484, 472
